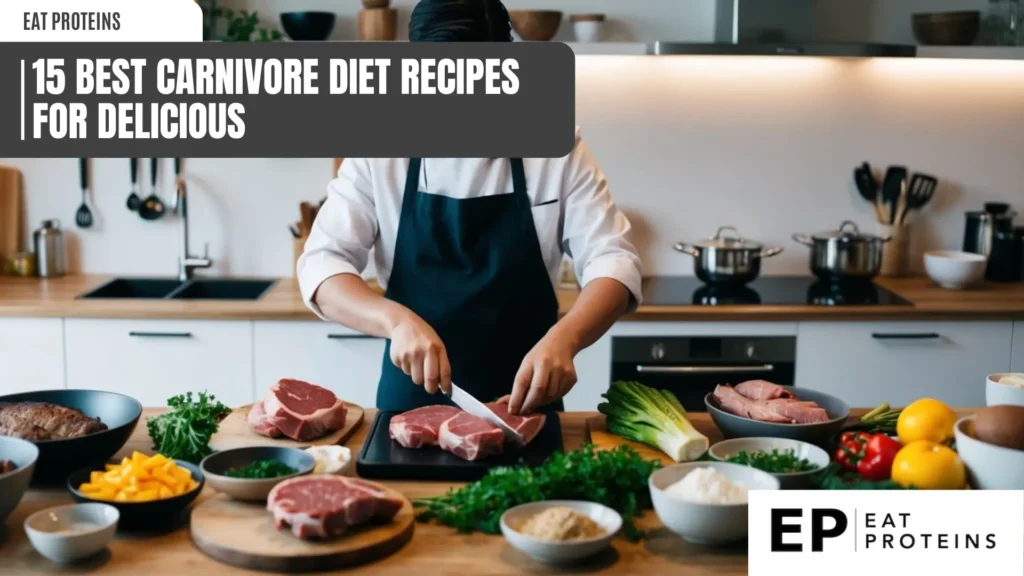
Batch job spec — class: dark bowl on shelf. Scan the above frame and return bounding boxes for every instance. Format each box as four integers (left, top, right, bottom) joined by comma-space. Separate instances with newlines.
280, 11, 336, 41
912, 11, 980, 46
0, 390, 143, 485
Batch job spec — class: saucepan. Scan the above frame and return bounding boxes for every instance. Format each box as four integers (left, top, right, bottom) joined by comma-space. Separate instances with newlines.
792, 221, 891, 282
674, 226, 783, 286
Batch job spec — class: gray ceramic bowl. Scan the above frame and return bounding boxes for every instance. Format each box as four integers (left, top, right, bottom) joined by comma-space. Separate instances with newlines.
704, 388, 850, 448
708, 437, 830, 489
500, 500, 621, 564
25, 503, 118, 564
0, 436, 40, 523
200, 446, 315, 501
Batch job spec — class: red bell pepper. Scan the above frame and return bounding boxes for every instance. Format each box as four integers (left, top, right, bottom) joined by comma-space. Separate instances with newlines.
856, 434, 902, 481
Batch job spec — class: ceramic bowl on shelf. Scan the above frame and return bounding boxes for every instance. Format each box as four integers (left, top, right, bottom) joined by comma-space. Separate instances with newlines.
280, 12, 336, 41
25, 503, 119, 564
201, 446, 315, 501
570, 14, 605, 43
707, 437, 829, 489
924, 250, 987, 290
509, 10, 563, 41
500, 500, 620, 564
986, 373, 1024, 407
912, 11, 981, 46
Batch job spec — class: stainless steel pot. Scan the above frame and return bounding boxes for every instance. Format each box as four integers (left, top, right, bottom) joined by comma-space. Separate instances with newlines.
792, 220, 891, 281
674, 226, 783, 286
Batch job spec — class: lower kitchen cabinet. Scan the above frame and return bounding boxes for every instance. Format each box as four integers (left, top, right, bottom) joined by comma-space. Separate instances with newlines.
1012, 322, 1024, 373
796, 321, 1013, 408
254, 321, 385, 408
0, 318, 65, 393
64, 319, 254, 407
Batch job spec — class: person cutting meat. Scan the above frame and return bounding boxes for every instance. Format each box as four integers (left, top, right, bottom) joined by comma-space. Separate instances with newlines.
298, 0, 642, 415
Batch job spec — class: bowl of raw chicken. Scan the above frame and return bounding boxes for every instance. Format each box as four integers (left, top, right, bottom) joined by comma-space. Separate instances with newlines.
704, 381, 849, 446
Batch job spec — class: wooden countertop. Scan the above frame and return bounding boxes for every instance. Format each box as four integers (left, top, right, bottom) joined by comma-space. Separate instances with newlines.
6, 407, 903, 576
0, 274, 1022, 321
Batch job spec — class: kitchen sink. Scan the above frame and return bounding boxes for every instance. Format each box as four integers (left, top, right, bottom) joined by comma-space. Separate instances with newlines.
78, 278, 276, 301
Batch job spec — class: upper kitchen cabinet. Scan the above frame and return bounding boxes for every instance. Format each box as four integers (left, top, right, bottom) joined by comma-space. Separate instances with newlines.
796, 321, 1012, 408
254, 321, 385, 409
1013, 322, 1024, 372
0, 318, 65, 393
64, 319, 255, 407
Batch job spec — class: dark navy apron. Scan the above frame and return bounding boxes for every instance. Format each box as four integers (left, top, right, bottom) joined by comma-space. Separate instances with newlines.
376, 158, 562, 413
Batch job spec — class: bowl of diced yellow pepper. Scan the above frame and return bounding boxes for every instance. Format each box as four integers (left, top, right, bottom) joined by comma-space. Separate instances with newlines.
66, 452, 204, 527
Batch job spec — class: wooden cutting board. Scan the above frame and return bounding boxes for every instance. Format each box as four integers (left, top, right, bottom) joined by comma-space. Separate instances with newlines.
0, 165, 23, 258
209, 402, 365, 452
191, 489, 414, 572
585, 415, 675, 466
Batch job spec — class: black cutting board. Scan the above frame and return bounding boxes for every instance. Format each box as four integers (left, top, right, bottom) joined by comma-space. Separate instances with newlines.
357, 411, 563, 481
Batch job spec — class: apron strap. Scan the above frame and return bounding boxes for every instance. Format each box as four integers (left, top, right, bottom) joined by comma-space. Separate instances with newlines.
510, 158, 527, 196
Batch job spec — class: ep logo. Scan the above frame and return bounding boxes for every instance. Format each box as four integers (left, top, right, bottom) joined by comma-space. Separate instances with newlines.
771, 508, 848, 552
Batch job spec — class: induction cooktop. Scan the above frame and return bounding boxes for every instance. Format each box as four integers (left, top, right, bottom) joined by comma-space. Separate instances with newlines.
641, 276, 911, 307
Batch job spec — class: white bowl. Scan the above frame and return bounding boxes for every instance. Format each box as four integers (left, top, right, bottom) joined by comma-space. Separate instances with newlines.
500, 500, 621, 564
708, 437, 830, 489
986, 373, 1024, 407
924, 250, 987, 290
649, 462, 780, 545
25, 503, 119, 564
954, 416, 1024, 490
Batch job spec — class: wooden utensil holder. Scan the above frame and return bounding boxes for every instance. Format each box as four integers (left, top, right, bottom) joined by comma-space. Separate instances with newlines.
879, 223, 911, 277
293, 236, 307, 278
358, 9, 397, 41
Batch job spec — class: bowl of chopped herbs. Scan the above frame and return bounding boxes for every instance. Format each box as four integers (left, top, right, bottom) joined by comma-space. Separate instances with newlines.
200, 447, 315, 501
708, 438, 829, 489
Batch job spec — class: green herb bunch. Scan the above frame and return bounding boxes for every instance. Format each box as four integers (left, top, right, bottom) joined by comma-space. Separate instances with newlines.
726, 448, 818, 474
226, 459, 296, 479
814, 463, 911, 490
147, 391, 231, 464
414, 444, 661, 540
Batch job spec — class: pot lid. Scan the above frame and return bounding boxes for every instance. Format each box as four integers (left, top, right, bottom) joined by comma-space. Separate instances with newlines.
694, 226, 764, 250
811, 221, 884, 242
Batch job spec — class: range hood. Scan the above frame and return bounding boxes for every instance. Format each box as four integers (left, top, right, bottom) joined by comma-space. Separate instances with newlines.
648, 0, 916, 58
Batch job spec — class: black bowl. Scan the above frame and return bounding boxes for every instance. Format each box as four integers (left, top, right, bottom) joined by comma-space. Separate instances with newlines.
280, 12, 336, 41
67, 459, 204, 530
0, 390, 143, 484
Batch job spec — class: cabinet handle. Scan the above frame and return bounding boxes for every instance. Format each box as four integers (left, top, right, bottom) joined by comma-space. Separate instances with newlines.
636, 364, 774, 374
327, 334, 375, 340
871, 333, 941, 340
129, 331, 193, 338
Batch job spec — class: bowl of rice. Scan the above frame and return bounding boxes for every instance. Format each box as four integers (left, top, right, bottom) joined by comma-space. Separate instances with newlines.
649, 462, 780, 545
500, 500, 621, 564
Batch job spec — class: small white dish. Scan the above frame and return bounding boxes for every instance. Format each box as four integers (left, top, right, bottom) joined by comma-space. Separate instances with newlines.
649, 462, 780, 545
25, 503, 118, 564
954, 416, 1024, 490
500, 500, 621, 564
924, 250, 987, 290
986, 373, 1024, 407
708, 437, 829, 489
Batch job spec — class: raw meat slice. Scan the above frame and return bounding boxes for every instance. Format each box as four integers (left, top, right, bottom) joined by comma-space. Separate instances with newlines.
763, 399, 830, 424
734, 380, 794, 401
438, 412, 504, 461
713, 385, 791, 423
261, 379, 347, 442
267, 476, 404, 540
485, 398, 546, 444
389, 405, 461, 448
247, 400, 282, 438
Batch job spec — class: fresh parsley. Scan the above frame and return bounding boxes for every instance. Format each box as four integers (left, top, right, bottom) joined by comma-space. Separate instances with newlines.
725, 448, 818, 474
225, 459, 296, 479
146, 391, 231, 464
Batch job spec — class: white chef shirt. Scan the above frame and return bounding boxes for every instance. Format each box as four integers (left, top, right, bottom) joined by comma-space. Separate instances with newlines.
298, 127, 643, 320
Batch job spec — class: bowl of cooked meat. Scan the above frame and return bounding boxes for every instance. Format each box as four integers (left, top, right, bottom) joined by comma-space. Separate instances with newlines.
0, 436, 40, 522
0, 390, 143, 484
704, 380, 850, 447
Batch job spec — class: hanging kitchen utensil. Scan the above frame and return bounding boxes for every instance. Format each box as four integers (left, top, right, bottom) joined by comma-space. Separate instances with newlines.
899, 173, 938, 224
139, 158, 166, 221
673, 226, 783, 286
854, 162, 883, 223
793, 221, 891, 282
75, 158, 93, 229
126, 158, 141, 211
881, 166, 907, 225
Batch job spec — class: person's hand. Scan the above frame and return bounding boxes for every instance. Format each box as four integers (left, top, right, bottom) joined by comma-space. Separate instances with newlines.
508, 330, 579, 415
389, 312, 451, 394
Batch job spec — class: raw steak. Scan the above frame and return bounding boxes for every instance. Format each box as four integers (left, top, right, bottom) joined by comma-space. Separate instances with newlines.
713, 385, 830, 424
246, 400, 282, 438
256, 379, 347, 442
389, 405, 461, 448
267, 476, 404, 540
734, 380, 794, 401
438, 412, 505, 461
486, 398, 546, 444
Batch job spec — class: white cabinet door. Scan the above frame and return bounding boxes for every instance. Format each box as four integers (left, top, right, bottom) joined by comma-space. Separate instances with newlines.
1012, 322, 1024, 373
0, 318, 65, 393
796, 322, 1012, 408
65, 319, 254, 407
254, 322, 385, 409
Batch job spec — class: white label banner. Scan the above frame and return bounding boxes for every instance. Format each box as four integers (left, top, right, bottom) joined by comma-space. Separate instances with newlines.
0, 0, 201, 42
749, 490, 1024, 576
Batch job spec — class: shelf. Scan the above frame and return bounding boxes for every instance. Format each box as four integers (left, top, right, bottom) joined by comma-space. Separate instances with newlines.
916, 46, 1024, 60
566, 42, 647, 56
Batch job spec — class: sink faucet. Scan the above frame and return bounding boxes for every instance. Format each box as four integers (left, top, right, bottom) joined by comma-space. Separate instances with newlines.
177, 178, 212, 282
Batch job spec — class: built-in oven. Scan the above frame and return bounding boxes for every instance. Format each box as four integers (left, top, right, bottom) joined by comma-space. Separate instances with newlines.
610, 336, 797, 412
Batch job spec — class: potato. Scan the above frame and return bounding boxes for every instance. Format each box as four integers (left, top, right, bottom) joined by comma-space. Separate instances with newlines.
77, 453, 198, 503
972, 405, 1024, 451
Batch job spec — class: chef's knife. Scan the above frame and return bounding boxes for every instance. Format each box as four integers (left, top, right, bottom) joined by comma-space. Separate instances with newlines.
444, 382, 526, 448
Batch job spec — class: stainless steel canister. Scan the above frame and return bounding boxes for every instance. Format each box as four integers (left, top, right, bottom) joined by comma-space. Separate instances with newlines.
33, 219, 66, 278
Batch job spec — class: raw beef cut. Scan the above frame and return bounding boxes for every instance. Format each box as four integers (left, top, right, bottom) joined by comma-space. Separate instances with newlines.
486, 398, 546, 444
389, 405, 462, 448
734, 380, 794, 401
253, 379, 347, 442
438, 412, 505, 461
247, 400, 282, 438
713, 384, 830, 424
267, 476, 404, 540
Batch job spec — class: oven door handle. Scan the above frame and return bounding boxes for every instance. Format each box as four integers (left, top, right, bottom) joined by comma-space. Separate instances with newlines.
635, 364, 775, 374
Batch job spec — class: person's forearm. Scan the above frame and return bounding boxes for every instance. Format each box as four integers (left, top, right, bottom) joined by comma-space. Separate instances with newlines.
548, 277, 630, 354
312, 274, 411, 338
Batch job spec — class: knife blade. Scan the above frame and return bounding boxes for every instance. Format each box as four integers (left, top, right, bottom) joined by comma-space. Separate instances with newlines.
444, 382, 525, 448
